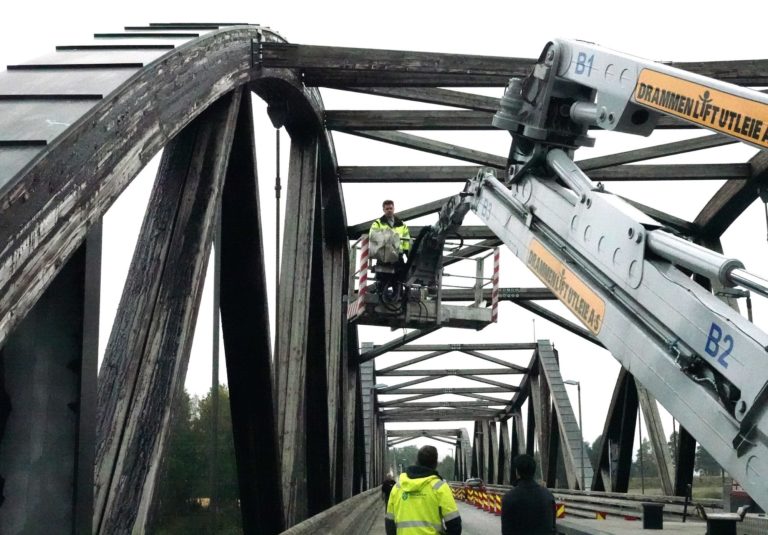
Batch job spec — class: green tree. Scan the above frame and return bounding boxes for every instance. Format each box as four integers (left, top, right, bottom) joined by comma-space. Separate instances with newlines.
631, 438, 660, 477
437, 454, 455, 479
193, 385, 240, 504
695, 445, 721, 476
388, 445, 419, 474
154, 389, 202, 521
153, 385, 243, 535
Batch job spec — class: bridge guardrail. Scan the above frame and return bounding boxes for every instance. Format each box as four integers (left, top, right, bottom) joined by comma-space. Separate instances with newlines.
280, 488, 381, 535
449, 482, 722, 522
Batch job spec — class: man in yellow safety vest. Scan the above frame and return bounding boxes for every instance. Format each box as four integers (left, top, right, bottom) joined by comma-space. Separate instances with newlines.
385, 445, 462, 535
369, 199, 411, 259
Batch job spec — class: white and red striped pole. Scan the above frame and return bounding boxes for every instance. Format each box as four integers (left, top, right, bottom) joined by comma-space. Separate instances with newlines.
359, 235, 370, 296
348, 235, 370, 319
491, 247, 500, 323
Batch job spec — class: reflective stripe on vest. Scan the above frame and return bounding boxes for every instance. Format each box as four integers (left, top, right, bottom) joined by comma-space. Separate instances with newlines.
432, 480, 445, 491
443, 510, 460, 521
396, 520, 444, 531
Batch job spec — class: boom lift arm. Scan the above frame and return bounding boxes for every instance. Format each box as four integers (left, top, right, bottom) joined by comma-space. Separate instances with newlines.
447, 39, 768, 507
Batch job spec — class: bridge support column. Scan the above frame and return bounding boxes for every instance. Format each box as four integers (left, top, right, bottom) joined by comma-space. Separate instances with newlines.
95, 89, 243, 533
593, 368, 639, 492
219, 90, 283, 534
0, 225, 100, 534
498, 419, 511, 485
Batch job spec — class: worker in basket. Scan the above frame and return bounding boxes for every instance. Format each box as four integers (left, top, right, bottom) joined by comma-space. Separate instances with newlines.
368, 200, 411, 302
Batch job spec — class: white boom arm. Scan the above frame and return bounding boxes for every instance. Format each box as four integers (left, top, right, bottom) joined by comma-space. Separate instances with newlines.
466, 38, 768, 508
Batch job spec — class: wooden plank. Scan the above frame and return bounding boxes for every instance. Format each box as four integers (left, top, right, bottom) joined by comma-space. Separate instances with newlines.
671, 59, 768, 85
577, 133, 735, 171
379, 368, 522, 377
327, 110, 717, 131
587, 163, 750, 181
381, 387, 517, 395
96, 89, 242, 533
379, 343, 537, 352
462, 350, 529, 373
306, 72, 511, 87
694, 151, 768, 238
219, 90, 283, 534
326, 110, 495, 130
340, 130, 507, 167
276, 134, 319, 527
343, 87, 501, 111
340, 163, 749, 183
618, 196, 698, 235
459, 375, 516, 390
376, 350, 448, 374
358, 326, 440, 362
339, 165, 502, 182
514, 300, 603, 347
260, 43, 532, 80
382, 401, 503, 409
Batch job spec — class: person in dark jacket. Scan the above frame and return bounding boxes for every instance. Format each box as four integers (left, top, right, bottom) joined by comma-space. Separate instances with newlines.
501, 454, 556, 535
385, 445, 461, 535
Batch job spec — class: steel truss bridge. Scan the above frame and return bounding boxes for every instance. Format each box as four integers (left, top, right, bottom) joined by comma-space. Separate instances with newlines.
0, 22, 765, 534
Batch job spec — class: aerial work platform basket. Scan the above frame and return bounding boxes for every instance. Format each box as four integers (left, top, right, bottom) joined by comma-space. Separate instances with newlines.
346, 234, 499, 330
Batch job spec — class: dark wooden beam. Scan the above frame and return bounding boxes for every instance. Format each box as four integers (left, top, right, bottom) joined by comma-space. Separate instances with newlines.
378, 387, 516, 395
343, 87, 501, 112
462, 350, 529, 373
671, 59, 768, 85
618, 196, 698, 235
375, 350, 448, 374
577, 133, 735, 171
259, 43, 532, 87
327, 110, 495, 130
381, 409, 499, 420
276, 133, 319, 526
382, 401, 503, 409
694, 151, 768, 238
378, 368, 521, 377
339, 165, 499, 182
339, 163, 749, 183
95, 90, 242, 533
219, 91, 283, 534
588, 163, 750, 182
326, 111, 703, 131
358, 326, 441, 363
339, 130, 507, 167
379, 343, 537, 352
513, 300, 603, 347
459, 375, 516, 390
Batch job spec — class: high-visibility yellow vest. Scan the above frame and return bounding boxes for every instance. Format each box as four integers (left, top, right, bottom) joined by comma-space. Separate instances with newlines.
370, 216, 411, 253
386, 473, 460, 534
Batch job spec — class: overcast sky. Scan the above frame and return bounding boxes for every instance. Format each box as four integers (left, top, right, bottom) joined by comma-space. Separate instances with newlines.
2, 1, 767, 464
